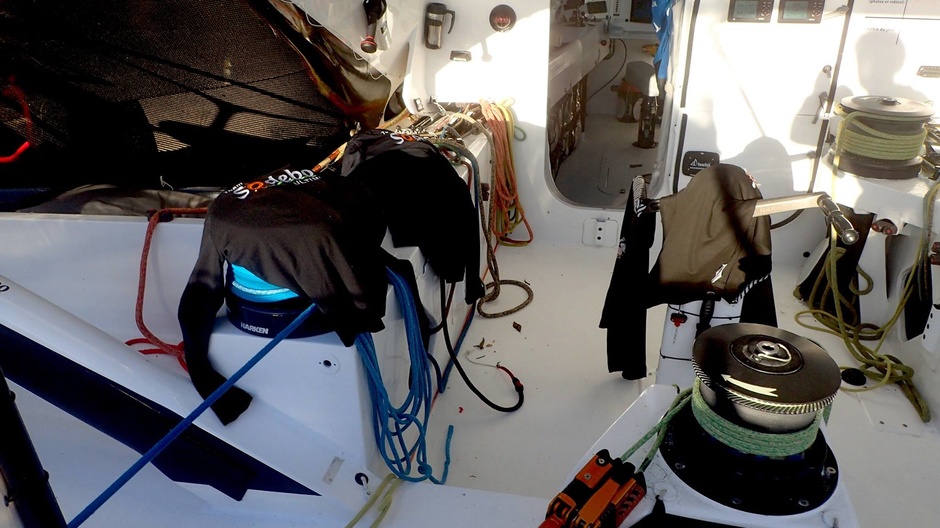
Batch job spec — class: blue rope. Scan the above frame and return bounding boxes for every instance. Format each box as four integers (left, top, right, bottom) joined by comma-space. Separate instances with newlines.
71, 263, 456, 524
68, 302, 318, 527
355, 268, 453, 483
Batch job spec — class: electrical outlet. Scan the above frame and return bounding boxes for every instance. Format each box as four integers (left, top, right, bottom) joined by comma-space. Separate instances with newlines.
582, 218, 619, 247
920, 306, 940, 371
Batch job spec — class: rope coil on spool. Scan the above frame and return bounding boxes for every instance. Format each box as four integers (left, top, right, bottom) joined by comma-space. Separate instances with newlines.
689, 377, 825, 457
692, 323, 841, 432
830, 95, 934, 180
655, 323, 843, 515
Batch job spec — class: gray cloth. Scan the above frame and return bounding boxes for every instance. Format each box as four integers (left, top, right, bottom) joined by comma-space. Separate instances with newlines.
18, 184, 214, 216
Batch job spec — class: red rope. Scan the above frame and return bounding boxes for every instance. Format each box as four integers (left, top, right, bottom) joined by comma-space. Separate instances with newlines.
1, 75, 32, 164
125, 207, 208, 371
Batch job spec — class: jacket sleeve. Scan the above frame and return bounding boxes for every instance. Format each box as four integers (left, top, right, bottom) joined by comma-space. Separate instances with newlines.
178, 222, 253, 425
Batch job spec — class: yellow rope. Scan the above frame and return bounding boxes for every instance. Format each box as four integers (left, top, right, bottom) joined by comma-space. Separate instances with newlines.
794, 187, 938, 422
433, 106, 534, 318
833, 107, 928, 162
344, 474, 404, 528
793, 103, 936, 422
480, 99, 533, 247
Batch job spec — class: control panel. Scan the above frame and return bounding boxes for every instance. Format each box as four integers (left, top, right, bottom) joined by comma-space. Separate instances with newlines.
727, 0, 775, 23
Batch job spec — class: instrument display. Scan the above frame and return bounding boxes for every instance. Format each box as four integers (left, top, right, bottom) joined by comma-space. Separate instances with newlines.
778, 0, 825, 23
727, 0, 775, 23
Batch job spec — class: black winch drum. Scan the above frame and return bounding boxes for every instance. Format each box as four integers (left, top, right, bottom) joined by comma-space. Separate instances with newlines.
828, 95, 934, 180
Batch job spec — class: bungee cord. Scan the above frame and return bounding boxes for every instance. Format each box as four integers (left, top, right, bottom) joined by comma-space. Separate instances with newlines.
428, 135, 533, 319
0, 76, 32, 164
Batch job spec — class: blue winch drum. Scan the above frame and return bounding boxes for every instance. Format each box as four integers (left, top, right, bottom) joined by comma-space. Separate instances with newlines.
224, 264, 327, 339
225, 289, 328, 339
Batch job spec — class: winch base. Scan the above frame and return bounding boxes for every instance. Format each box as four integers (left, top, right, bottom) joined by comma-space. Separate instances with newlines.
658, 405, 839, 516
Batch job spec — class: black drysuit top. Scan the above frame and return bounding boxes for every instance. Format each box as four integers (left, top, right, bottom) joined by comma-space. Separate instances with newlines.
178, 169, 388, 424
340, 129, 485, 304
178, 130, 485, 425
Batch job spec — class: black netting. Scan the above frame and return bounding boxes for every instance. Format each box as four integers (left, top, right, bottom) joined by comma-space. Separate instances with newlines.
0, 0, 349, 193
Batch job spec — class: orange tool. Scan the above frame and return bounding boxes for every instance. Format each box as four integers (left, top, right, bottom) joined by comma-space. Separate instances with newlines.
539, 449, 646, 528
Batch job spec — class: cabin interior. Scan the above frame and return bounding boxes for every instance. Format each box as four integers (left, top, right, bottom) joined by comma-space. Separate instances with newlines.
1, 1, 939, 527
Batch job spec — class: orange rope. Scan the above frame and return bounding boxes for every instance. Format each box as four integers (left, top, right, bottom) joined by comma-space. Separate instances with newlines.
479, 100, 532, 246
125, 207, 208, 371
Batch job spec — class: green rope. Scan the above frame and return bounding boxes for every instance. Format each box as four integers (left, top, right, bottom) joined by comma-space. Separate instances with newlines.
689, 379, 823, 457
795, 107, 936, 423
343, 473, 404, 528
619, 387, 692, 472
834, 107, 927, 162
619, 381, 831, 470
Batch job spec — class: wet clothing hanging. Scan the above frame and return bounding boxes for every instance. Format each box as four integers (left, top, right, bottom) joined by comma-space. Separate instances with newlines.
178, 130, 486, 424
340, 129, 485, 304
599, 185, 657, 379
600, 164, 775, 378
178, 168, 388, 424
651, 163, 772, 305
652, 1, 674, 79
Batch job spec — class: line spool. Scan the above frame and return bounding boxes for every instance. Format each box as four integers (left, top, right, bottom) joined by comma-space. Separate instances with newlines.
657, 323, 843, 515
829, 95, 934, 180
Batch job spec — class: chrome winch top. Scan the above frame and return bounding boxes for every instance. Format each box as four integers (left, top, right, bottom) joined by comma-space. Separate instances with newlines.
838, 94, 934, 118
692, 323, 842, 432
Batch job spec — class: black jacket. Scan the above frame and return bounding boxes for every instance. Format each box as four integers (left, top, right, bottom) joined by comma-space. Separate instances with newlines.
178, 169, 388, 424
178, 130, 485, 424
340, 129, 485, 303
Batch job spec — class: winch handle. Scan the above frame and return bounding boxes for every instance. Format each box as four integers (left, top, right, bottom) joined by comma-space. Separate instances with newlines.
751, 192, 858, 246
817, 195, 859, 245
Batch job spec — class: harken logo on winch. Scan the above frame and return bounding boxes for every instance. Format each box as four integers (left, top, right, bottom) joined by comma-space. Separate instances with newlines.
240, 322, 270, 335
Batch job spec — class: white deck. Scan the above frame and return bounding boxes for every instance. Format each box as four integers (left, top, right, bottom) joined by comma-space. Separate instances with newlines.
425, 239, 940, 528
3, 227, 939, 527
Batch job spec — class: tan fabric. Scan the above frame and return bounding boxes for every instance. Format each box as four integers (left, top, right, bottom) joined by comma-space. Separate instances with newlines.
652, 164, 772, 304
